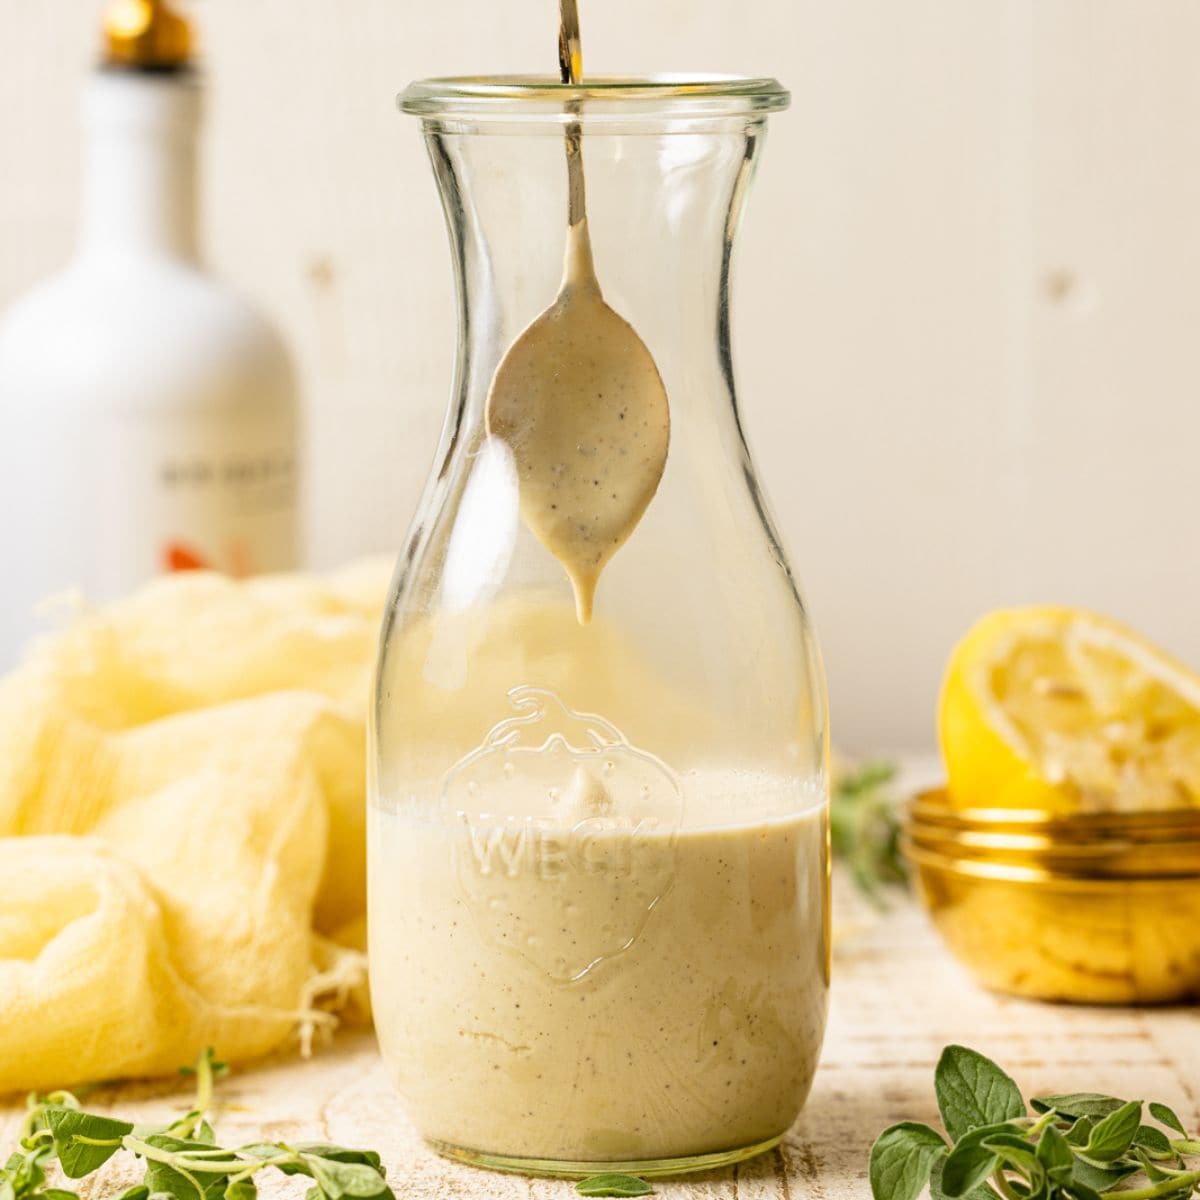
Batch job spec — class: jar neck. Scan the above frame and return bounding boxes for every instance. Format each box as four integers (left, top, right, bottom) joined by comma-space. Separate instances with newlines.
78, 70, 201, 263
426, 117, 766, 437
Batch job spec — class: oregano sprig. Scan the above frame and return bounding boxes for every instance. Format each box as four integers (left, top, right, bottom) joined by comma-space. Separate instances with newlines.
831, 761, 908, 904
1, 1050, 392, 1200
870, 1045, 1200, 1200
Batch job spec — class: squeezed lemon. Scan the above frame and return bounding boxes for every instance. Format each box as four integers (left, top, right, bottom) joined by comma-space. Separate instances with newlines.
939, 607, 1200, 813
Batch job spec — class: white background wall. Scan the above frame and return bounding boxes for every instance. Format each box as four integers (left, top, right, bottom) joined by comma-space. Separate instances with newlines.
2, 1, 1198, 751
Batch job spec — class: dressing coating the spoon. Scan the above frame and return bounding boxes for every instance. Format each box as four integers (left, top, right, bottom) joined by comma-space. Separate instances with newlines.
486, 224, 670, 623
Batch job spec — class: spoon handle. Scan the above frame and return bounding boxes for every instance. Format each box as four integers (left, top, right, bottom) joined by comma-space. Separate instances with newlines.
558, 0, 581, 84
558, 0, 587, 230
564, 126, 587, 229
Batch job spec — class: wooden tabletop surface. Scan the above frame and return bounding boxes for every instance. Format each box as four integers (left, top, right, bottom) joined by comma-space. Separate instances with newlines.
3, 875, 1196, 1200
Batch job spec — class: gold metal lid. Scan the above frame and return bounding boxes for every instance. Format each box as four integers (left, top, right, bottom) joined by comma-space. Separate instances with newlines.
904, 789, 1200, 880
909, 789, 1200, 841
102, 0, 192, 70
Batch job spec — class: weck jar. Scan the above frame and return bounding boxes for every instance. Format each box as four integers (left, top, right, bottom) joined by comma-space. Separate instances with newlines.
369, 74, 830, 1177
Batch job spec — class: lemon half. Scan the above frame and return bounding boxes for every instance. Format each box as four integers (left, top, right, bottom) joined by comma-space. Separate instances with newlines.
939, 607, 1200, 813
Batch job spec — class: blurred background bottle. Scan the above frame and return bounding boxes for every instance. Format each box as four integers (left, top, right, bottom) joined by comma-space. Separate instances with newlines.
0, 0, 300, 667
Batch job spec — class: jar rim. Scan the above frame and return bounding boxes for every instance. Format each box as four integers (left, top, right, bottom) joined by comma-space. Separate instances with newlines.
398, 74, 790, 118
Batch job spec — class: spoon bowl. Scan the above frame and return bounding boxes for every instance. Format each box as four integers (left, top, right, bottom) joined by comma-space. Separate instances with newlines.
486, 222, 670, 623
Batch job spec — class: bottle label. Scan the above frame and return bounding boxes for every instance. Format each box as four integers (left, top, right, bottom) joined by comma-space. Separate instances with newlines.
97, 405, 299, 594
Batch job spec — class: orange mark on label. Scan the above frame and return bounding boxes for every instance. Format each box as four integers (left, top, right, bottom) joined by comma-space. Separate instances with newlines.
164, 541, 210, 572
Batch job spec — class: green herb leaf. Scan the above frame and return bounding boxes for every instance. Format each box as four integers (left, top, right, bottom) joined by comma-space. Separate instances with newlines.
163, 1112, 217, 1145
831, 762, 907, 904
1065, 1117, 1093, 1147
868, 1122, 946, 1200
138, 1133, 235, 1163
935, 1047, 1025, 1140
940, 1124, 1019, 1199
1150, 1102, 1188, 1137
1083, 1099, 1142, 1161
293, 1146, 384, 1172
839, 761, 896, 794
1, 1068, 393, 1200
226, 1179, 257, 1200
575, 1176, 654, 1198
868, 1047, 1200, 1200
1069, 1156, 1139, 1192
6, 1146, 48, 1194
1134, 1124, 1176, 1158
928, 1158, 998, 1200
235, 1145, 288, 1165
298, 1156, 391, 1200
1134, 1150, 1176, 1184
980, 1133, 1043, 1184
1030, 1093, 1127, 1121
1036, 1124, 1073, 1173
179, 1050, 227, 1080
42, 1109, 134, 1178
142, 1157, 226, 1200
139, 1136, 234, 1200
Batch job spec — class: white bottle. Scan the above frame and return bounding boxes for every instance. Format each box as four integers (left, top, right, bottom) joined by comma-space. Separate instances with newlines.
0, 1, 300, 666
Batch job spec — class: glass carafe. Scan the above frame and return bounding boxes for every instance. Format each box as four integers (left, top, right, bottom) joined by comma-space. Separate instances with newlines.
369, 75, 830, 1177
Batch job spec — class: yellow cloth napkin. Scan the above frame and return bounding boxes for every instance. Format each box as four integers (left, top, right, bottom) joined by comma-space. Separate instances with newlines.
0, 559, 391, 1092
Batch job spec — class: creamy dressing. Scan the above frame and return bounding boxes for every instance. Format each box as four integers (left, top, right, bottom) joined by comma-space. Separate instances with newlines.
369, 773, 829, 1163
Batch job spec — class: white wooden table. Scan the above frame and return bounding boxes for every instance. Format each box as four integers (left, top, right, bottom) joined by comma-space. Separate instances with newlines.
3, 879, 1196, 1200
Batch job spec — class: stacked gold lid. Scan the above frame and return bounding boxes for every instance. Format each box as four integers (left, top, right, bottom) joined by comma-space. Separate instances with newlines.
904, 790, 1200, 1005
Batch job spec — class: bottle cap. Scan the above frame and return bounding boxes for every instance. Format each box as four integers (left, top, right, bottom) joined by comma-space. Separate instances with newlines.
102, 0, 192, 70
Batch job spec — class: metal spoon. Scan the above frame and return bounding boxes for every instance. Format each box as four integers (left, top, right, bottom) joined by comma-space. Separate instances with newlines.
485, 0, 670, 624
